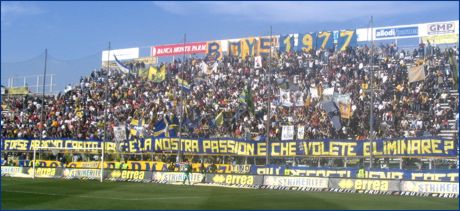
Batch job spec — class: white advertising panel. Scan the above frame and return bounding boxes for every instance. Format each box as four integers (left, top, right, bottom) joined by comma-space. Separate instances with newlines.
401, 181, 459, 194
102, 48, 139, 62
264, 176, 329, 188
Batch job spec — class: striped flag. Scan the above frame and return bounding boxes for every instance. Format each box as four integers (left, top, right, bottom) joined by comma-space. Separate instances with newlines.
176, 76, 191, 92
215, 111, 224, 126
114, 55, 130, 74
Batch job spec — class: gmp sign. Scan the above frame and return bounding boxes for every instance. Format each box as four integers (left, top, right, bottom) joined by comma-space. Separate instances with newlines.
428, 22, 456, 35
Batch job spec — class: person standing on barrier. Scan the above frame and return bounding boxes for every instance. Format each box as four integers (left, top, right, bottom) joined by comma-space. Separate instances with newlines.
182, 159, 192, 185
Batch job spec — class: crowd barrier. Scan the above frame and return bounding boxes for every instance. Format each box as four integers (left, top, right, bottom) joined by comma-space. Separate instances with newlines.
2, 166, 458, 198
11, 160, 459, 182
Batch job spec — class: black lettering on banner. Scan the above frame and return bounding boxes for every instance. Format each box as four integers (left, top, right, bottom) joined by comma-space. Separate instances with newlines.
206, 174, 263, 186
329, 178, 400, 192
109, 170, 148, 180
62, 168, 103, 180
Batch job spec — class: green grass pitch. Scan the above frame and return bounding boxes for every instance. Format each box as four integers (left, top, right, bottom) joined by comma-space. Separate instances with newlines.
1, 177, 458, 210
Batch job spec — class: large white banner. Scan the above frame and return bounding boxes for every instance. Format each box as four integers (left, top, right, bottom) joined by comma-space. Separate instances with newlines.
419, 21, 459, 36
281, 125, 294, 141
102, 48, 139, 62
264, 176, 329, 188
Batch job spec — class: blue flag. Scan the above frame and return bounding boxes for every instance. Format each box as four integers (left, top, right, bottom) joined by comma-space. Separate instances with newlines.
153, 116, 178, 137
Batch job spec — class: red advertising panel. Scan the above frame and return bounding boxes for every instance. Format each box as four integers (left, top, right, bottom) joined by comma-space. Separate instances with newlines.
151, 42, 207, 57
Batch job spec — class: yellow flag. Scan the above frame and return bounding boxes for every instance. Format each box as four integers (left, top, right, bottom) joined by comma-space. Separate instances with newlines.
304, 95, 311, 108
150, 65, 166, 82
156, 65, 166, 82
130, 118, 145, 137
148, 66, 158, 81
76, 106, 83, 118
339, 102, 352, 119
139, 68, 149, 79
215, 111, 224, 126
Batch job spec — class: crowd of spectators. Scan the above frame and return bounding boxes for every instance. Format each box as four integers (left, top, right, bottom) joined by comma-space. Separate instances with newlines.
1, 43, 458, 143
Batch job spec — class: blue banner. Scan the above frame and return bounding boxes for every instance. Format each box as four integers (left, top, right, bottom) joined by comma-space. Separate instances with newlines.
252, 165, 458, 182
376, 26, 419, 39
298, 33, 316, 53
316, 31, 334, 50
1, 137, 457, 157
279, 35, 295, 53
336, 30, 357, 51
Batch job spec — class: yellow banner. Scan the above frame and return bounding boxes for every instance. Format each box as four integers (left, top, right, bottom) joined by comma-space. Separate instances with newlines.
7, 87, 29, 95
422, 34, 459, 45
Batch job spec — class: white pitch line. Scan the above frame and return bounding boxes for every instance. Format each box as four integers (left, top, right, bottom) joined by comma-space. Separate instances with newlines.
4, 189, 270, 201
2, 190, 203, 201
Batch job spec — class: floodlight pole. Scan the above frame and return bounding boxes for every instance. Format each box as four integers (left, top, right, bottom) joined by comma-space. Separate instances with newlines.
265, 26, 273, 165
101, 42, 111, 182
39, 49, 48, 159
369, 16, 375, 169
177, 33, 186, 163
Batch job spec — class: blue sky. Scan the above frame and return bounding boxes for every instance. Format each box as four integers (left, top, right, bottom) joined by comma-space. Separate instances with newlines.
1, 1, 459, 91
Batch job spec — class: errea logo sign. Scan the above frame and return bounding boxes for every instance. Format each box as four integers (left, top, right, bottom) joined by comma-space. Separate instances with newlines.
428, 22, 456, 35
376, 29, 396, 38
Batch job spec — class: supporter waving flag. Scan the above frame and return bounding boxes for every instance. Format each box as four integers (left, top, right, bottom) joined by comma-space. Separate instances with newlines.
215, 111, 224, 126
147, 66, 157, 81
239, 90, 247, 105
147, 65, 167, 82
130, 118, 145, 138
114, 55, 130, 74
155, 65, 167, 82
176, 76, 191, 92
153, 115, 178, 138
246, 83, 255, 114
238, 83, 254, 114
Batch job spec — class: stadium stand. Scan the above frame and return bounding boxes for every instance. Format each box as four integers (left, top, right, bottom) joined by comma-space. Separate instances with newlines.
1, 45, 458, 144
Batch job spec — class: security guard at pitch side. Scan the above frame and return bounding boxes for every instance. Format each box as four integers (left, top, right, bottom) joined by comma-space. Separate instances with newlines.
115, 161, 121, 169
357, 166, 366, 178
121, 161, 128, 170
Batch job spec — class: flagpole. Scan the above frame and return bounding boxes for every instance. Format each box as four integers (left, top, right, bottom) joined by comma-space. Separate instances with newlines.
369, 16, 375, 169
177, 33, 186, 163
39, 48, 48, 158
265, 26, 272, 165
